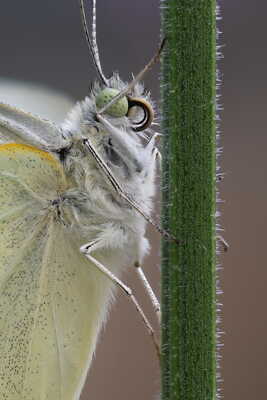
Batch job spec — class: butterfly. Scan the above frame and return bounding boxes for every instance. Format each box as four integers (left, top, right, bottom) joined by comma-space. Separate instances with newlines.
0, 1, 164, 399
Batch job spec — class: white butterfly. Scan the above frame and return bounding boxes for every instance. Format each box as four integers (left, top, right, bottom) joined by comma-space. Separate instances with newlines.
0, 1, 163, 399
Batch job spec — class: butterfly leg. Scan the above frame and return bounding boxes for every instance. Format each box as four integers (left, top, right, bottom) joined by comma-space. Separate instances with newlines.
80, 241, 160, 360
134, 261, 161, 323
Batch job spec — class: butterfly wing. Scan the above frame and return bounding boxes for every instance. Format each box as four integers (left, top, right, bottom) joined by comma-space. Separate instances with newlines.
0, 144, 113, 400
0, 102, 68, 149
0, 79, 74, 124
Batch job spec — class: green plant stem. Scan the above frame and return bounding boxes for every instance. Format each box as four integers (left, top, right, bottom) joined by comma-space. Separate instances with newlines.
160, 1, 217, 400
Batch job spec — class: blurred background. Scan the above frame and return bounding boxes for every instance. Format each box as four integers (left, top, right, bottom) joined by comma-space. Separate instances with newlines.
0, 1, 265, 399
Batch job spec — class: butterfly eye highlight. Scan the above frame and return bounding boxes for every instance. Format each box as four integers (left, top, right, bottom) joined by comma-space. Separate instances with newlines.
127, 97, 154, 132
96, 88, 128, 117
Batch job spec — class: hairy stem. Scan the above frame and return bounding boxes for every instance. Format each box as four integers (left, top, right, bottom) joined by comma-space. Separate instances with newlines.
160, 1, 217, 399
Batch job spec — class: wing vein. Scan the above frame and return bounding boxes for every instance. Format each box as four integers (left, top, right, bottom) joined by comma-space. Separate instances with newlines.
51, 286, 64, 400
22, 215, 55, 397
0, 214, 49, 398
0, 202, 34, 221
0, 213, 48, 294
0, 171, 47, 203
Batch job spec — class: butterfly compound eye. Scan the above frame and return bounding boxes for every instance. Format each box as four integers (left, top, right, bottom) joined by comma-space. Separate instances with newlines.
95, 88, 154, 132
127, 97, 154, 132
96, 88, 128, 117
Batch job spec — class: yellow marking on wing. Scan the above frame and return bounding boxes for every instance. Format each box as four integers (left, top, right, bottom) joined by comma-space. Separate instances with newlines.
0, 143, 60, 166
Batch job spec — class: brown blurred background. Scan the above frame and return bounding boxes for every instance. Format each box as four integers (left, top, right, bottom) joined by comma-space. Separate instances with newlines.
0, 1, 266, 399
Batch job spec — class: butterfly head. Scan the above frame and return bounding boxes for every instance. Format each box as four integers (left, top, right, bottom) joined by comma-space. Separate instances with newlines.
58, 0, 160, 201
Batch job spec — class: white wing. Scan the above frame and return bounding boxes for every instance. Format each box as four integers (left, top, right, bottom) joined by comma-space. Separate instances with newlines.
0, 79, 74, 124
0, 102, 69, 150
0, 144, 114, 400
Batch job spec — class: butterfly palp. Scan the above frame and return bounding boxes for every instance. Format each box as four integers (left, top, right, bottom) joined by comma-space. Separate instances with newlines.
127, 97, 154, 131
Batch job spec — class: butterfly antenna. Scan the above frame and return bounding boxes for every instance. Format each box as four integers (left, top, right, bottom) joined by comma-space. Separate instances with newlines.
79, 0, 108, 86
91, 0, 102, 77
98, 38, 166, 115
